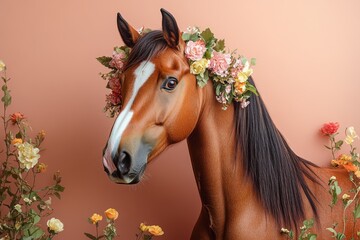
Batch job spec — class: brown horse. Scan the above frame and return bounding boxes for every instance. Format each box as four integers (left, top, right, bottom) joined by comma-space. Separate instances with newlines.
102, 9, 358, 239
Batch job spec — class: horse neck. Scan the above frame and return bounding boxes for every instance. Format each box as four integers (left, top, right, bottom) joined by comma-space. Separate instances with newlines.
186, 83, 255, 229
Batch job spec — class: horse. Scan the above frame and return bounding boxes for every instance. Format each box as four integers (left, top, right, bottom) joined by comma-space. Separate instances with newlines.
102, 9, 358, 239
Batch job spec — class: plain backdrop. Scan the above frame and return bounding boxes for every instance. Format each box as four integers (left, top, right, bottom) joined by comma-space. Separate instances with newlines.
1, 0, 359, 239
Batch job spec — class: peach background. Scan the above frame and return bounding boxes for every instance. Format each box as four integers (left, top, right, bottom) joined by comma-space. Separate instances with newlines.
1, 0, 360, 239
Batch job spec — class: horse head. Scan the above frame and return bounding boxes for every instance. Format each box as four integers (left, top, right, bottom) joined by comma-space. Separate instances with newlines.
102, 9, 201, 184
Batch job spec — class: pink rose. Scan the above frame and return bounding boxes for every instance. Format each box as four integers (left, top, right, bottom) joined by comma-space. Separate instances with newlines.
225, 85, 232, 94
106, 92, 121, 105
209, 51, 231, 77
185, 40, 206, 61
108, 77, 121, 94
110, 51, 126, 70
230, 59, 244, 77
216, 92, 227, 105
321, 122, 340, 135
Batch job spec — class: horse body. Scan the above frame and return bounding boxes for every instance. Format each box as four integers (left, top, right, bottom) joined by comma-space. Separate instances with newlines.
187, 81, 356, 239
102, 9, 358, 239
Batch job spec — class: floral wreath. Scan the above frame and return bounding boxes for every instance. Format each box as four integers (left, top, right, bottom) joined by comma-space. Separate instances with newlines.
98, 26, 257, 117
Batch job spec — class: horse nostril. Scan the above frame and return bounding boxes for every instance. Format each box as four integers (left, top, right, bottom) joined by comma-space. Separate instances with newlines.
114, 151, 131, 175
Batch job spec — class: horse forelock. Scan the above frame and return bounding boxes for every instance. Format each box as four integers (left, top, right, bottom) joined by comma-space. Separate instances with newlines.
124, 30, 168, 72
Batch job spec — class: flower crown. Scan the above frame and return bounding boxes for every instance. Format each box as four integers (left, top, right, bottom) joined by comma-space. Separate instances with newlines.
98, 27, 257, 117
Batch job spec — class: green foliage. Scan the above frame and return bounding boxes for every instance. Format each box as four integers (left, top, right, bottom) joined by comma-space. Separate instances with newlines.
283, 123, 360, 240
0, 63, 64, 239
200, 28, 215, 45
329, 179, 342, 208
96, 56, 113, 69
280, 219, 317, 240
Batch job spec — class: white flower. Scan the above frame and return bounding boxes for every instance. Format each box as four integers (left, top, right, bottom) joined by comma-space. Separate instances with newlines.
47, 218, 64, 233
342, 193, 351, 200
330, 176, 337, 181
23, 197, 32, 204
0, 60, 5, 72
344, 126, 358, 145
14, 204, 22, 213
185, 26, 200, 34
16, 142, 40, 170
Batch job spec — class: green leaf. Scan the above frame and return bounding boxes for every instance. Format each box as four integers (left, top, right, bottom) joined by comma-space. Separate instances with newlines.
96, 56, 113, 69
353, 204, 360, 219
54, 192, 61, 199
196, 75, 207, 88
336, 233, 346, 240
326, 227, 337, 237
143, 235, 152, 240
303, 218, 314, 228
200, 28, 215, 44
214, 39, 225, 52
335, 140, 343, 149
246, 84, 258, 96
215, 83, 222, 96
84, 232, 98, 240
54, 184, 65, 192
250, 58, 257, 66
1, 86, 12, 107
308, 234, 317, 240
204, 48, 213, 59
182, 33, 191, 41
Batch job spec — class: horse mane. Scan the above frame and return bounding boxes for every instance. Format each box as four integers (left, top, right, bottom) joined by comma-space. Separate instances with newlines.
124, 30, 320, 229
234, 76, 320, 229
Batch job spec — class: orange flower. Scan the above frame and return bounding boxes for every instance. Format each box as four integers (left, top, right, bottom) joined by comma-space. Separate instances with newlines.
89, 213, 103, 224
234, 81, 246, 94
11, 138, 23, 145
36, 163, 47, 173
139, 223, 149, 232
148, 225, 164, 236
343, 163, 358, 172
104, 208, 118, 220
332, 154, 359, 173
37, 130, 46, 140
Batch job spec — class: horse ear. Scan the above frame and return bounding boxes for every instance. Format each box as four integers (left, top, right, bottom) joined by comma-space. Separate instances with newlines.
117, 12, 140, 48
160, 8, 180, 49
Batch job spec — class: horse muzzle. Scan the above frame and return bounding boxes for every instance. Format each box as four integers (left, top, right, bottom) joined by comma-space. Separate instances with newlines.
102, 142, 150, 184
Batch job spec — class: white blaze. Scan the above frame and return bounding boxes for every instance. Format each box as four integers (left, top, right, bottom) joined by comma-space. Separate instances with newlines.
105, 61, 155, 169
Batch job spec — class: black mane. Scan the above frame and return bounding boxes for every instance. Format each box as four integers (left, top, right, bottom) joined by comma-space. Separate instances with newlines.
235, 77, 319, 229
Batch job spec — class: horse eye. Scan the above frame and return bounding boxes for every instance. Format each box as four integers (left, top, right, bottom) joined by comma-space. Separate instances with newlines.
162, 77, 178, 91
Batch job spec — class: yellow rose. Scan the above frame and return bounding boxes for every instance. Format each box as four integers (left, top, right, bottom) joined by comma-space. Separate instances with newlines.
190, 58, 209, 75
11, 138, 23, 145
148, 225, 164, 236
104, 208, 118, 220
89, 213, 103, 224
47, 218, 64, 233
235, 71, 249, 83
0, 60, 5, 72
